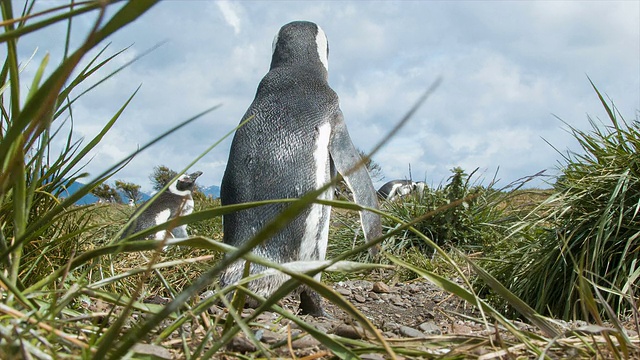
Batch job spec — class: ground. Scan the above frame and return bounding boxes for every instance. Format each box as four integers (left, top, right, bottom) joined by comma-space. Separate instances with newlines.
110, 270, 640, 360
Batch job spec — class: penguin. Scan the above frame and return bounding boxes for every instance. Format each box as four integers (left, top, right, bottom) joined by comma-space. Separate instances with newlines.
219, 21, 382, 317
377, 180, 426, 201
121, 171, 202, 241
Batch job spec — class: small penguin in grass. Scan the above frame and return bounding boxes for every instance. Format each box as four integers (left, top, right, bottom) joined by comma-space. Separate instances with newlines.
219, 21, 382, 317
377, 180, 426, 201
121, 171, 202, 242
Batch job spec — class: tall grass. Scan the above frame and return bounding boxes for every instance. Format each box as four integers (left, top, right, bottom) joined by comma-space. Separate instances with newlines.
329, 167, 525, 280
486, 82, 640, 323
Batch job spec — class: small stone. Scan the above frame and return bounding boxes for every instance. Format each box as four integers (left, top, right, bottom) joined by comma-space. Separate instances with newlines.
336, 287, 352, 296
331, 324, 364, 339
372, 282, 391, 293
368, 292, 380, 300
227, 335, 257, 353
360, 354, 385, 360
454, 324, 473, 334
308, 319, 333, 334
399, 325, 426, 338
354, 294, 366, 303
255, 312, 276, 323
382, 321, 400, 332
419, 321, 441, 335
258, 329, 282, 344
291, 335, 321, 349
131, 344, 173, 360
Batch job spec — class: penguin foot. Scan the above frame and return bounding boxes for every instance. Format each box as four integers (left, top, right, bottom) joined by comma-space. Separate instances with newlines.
298, 289, 332, 318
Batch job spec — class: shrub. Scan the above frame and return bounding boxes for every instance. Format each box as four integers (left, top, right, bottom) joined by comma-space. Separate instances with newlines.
329, 167, 517, 281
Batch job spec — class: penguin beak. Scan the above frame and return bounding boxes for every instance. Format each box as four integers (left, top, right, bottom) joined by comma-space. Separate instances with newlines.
189, 171, 203, 181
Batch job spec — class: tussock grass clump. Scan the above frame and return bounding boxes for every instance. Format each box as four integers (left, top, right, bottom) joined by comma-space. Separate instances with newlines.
487, 84, 640, 321
329, 167, 529, 281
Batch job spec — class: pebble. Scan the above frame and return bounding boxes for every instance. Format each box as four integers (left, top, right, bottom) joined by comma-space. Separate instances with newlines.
419, 321, 442, 335
360, 354, 385, 360
372, 281, 391, 293
131, 344, 173, 360
381, 321, 400, 332
258, 329, 281, 344
336, 287, 352, 296
399, 325, 426, 338
227, 335, 256, 353
453, 324, 473, 334
354, 294, 366, 303
291, 335, 321, 349
331, 324, 364, 339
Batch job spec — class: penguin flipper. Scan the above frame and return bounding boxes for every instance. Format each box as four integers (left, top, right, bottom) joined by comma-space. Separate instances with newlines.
329, 113, 382, 254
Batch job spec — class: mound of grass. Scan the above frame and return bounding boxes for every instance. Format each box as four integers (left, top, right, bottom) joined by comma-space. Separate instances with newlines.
329, 167, 534, 283
486, 83, 640, 321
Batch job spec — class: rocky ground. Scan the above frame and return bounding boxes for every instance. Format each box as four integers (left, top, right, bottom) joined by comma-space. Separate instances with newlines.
206, 278, 490, 359
188, 278, 531, 359
126, 277, 637, 359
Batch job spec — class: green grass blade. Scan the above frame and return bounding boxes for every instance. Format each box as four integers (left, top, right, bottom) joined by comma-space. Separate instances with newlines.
0, 2, 101, 44
458, 249, 560, 338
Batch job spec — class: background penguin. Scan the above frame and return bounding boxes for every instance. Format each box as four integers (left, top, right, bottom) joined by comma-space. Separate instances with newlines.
378, 180, 426, 201
121, 171, 202, 242
219, 21, 382, 317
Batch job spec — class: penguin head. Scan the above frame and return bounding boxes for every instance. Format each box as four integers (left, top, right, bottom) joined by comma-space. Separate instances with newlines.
270, 21, 329, 73
169, 171, 203, 196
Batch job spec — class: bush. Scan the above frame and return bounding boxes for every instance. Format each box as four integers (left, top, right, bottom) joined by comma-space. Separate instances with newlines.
329, 167, 516, 281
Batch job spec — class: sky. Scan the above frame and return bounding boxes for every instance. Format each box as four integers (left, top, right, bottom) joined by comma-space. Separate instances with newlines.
15, 1, 640, 193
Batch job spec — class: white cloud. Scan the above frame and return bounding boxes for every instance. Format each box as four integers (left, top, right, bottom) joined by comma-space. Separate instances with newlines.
216, 0, 243, 35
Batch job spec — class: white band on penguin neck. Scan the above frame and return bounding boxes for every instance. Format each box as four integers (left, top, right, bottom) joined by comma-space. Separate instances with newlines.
169, 175, 192, 197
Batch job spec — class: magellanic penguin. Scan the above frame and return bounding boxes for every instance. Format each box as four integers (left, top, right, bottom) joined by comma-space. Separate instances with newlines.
121, 171, 202, 242
219, 21, 382, 317
377, 180, 426, 201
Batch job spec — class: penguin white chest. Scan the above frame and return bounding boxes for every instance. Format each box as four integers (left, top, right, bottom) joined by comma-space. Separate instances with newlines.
154, 209, 171, 239
180, 198, 194, 216
300, 123, 332, 261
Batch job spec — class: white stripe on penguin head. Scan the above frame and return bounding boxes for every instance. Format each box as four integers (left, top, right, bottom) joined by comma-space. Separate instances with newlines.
272, 31, 279, 55
315, 25, 329, 71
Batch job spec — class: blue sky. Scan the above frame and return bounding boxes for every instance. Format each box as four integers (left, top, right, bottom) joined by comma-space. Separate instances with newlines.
17, 1, 640, 192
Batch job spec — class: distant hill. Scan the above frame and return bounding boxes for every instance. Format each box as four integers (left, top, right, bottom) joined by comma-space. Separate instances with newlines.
61, 181, 152, 205
58, 182, 100, 205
